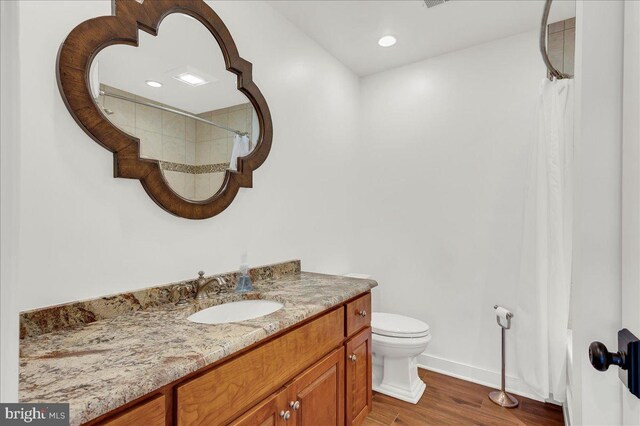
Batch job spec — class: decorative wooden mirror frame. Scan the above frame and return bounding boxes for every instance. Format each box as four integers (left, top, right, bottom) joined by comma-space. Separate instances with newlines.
57, 0, 272, 219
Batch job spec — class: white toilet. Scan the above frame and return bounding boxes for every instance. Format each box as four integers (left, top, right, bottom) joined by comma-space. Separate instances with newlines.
372, 312, 431, 404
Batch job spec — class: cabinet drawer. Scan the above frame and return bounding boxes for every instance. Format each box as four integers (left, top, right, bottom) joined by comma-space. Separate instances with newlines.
100, 395, 165, 426
177, 308, 344, 426
345, 293, 371, 337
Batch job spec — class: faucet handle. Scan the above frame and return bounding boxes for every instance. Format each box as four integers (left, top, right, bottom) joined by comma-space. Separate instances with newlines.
175, 285, 190, 306
195, 271, 207, 290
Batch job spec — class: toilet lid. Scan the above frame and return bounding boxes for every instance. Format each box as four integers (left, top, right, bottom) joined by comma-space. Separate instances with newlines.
372, 312, 430, 338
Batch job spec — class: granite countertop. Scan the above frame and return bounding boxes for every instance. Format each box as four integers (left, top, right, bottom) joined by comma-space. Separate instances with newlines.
19, 272, 377, 426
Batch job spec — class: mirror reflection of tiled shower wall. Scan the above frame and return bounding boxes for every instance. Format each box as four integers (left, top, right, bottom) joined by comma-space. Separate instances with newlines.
194, 103, 254, 199
96, 85, 253, 201
547, 18, 575, 78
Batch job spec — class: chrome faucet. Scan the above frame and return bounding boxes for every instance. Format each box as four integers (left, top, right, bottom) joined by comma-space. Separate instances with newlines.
194, 271, 227, 300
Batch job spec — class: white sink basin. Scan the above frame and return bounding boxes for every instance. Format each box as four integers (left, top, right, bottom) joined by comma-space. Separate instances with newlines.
187, 300, 284, 325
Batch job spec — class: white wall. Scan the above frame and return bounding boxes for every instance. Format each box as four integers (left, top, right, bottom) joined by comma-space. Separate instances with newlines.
0, 0, 361, 400
1, 0, 22, 403
569, 1, 624, 424
355, 31, 545, 398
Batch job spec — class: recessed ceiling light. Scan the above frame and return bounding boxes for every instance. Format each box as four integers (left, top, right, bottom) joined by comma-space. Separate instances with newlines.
378, 35, 397, 48
174, 72, 208, 86
146, 80, 163, 88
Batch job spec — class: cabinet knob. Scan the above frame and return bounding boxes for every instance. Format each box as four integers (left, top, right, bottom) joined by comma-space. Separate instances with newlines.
358, 310, 367, 317
280, 410, 291, 420
348, 354, 357, 362
289, 400, 300, 410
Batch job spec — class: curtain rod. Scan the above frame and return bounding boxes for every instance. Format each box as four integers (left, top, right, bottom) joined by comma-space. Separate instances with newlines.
540, 0, 571, 80
99, 90, 249, 136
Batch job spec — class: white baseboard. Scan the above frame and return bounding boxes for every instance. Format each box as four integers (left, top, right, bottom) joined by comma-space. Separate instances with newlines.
417, 353, 562, 406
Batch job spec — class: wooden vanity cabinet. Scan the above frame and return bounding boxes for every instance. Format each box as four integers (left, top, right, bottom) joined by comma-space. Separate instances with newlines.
92, 292, 372, 426
176, 309, 344, 425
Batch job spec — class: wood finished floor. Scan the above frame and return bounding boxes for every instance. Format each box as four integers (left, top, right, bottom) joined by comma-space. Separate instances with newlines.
364, 369, 564, 426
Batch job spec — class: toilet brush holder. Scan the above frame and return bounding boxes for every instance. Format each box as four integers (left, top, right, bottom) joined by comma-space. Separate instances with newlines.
489, 305, 519, 408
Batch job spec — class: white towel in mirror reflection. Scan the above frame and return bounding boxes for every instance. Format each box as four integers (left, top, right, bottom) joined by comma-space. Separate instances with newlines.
229, 134, 250, 171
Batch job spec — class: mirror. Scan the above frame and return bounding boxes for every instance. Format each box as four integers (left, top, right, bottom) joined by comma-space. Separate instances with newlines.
58, 0, 272, 219
90, 13, 259, 201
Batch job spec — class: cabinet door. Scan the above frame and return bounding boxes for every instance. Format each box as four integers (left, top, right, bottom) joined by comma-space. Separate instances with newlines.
288, 347, 344, 426
345, 328, 372, 426
230, 390, 288, 426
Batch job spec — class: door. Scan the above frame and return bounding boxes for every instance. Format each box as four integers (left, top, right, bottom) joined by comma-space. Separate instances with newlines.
230, 390, 288, 426
345, 328, 372, 426
577, 1, 640, 424
622, 1, 640, 423
287, 347, 344, 426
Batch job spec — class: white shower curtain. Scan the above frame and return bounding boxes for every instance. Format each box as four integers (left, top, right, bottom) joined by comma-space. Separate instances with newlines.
515, 77, 573, 402
229, 134, 250, 171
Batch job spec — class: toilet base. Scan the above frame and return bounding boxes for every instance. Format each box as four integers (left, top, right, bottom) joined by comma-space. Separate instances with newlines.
373, 354, 426, 404
373, 377, 426, 404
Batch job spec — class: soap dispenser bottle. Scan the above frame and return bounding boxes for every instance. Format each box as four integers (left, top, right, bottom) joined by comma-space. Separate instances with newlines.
235, 263, 253, 293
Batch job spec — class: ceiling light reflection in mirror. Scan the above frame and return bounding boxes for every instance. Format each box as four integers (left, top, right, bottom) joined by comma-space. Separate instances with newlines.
377, 35, 397, 47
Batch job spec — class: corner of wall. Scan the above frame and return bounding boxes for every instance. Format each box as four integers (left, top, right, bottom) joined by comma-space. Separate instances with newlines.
0, 0, 21, 402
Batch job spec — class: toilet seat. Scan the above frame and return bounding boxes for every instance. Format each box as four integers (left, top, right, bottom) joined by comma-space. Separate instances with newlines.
372, 332, 431, 350
372, 312, 430, 338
